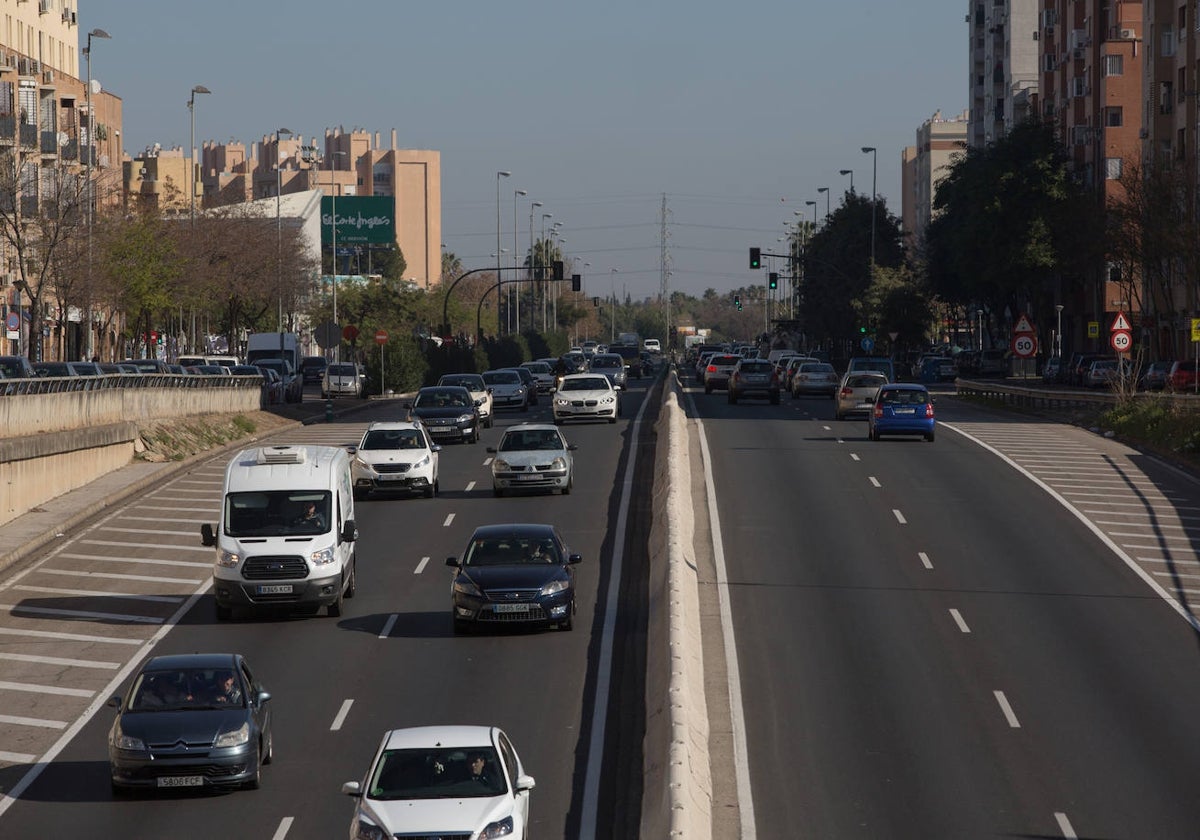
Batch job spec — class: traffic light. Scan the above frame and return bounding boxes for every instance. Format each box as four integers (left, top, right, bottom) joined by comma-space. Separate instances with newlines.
859, 325, 867, 334
571, 274, 581, 292
553, 260, 564, 283
749, 247, 761, 270
769, 272, 778, 290
734, 294, 742, 311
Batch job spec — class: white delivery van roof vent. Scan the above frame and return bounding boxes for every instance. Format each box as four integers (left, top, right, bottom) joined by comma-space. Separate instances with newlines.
256, 445, 307, 465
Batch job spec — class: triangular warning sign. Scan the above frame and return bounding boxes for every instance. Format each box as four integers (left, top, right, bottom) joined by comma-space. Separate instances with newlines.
1013, 314, 1035, 334
1111, 311, 1131, 331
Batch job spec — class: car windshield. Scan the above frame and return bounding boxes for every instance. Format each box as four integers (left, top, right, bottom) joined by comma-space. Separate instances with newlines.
362, 429, 425, 450
591, 356, 621, 369
560, 377, 609, 392
224, 491, 332, 537
415, 389, 471, 408
369, 747, 505, 800
499, 430, 563, 451
129, 667, 246, 711
848, 375, 886, 388
441, 375, 484, 391
482, 371, 519, 385
523, 363, 550, 374
464, 534, 562, 566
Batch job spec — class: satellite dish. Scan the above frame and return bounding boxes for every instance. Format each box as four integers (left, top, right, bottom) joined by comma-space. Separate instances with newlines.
89, 79, 101, 94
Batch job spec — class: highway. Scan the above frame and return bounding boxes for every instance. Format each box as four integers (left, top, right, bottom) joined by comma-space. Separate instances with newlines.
683, 374, 1200, 838
0, 374, 660, 839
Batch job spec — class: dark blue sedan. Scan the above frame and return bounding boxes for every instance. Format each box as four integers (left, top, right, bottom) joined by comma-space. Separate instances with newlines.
868, 383, 936, 442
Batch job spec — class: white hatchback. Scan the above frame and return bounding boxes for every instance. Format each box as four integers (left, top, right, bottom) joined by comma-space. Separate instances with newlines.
553, 373, 620, 424
322, 362, 361, 398
350, 421, 440, 499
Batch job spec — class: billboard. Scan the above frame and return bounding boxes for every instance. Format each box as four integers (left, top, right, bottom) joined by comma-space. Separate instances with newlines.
321, 196, 395, 245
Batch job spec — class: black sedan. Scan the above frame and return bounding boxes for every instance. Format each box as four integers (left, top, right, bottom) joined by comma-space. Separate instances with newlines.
408, 386, 481, 444
107, 653, 273, 793
447, 523, 581, 633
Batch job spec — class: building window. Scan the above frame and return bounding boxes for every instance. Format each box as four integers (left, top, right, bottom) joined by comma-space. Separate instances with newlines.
1105, 107, 1123, 127
1105, 158, 1122, 179
1163, 27, 1177, 57
1103, 54, 1123, 76
1161, 81, 1174, 113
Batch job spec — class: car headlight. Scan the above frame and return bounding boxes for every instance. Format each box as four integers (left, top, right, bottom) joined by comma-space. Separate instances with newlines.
413, 454, 430, 468
479, 815, 515, 838
215, 722, 249, 749
550, 457, 566, 470
555, 398, 569, 406
600, 395, 616, 404
515, 386, 525, 394
352, 817, 388, 840
540, 579, 569, 596
353, 456, 375, 473
493, 459, 510, 471
458, 413, 475, 424
216, 548, 240, 568
112, 725, 145, 752
453, 578, 483, 598
310, 547, 336, 566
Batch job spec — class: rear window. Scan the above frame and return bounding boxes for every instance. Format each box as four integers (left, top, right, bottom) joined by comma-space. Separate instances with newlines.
881, 389, 929, 404
848, 375, 886, 387
712, 356, 740, 365
738, 362, 773, 374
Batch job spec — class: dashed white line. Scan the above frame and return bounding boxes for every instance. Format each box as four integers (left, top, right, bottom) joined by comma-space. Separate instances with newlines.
442, 514, 456, 527
378, 614, 398, 639
0, 681, 93, 698
918, 552, 933, 570
869, 477, 881, 488
850, 453, 860, 462
949, 609, 971, 633
0, 652, 119, 669
1054, 812, 1078, 838
465, 481, 476, 492
993, 690, 1021, 728
892, 509, 907, 525
483, 457, 493, 466
271, 817, 295, 840
0, 714, 67, 729
414, 557, 430, 574
330, 699, 354, 731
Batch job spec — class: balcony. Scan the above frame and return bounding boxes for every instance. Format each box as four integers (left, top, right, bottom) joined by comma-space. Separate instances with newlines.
40, 130, 58, 155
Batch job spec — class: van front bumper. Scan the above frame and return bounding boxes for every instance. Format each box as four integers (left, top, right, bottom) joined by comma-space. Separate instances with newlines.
213, 572, 342, 609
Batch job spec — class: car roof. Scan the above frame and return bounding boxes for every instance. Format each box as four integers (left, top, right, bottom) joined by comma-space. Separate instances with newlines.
144, 652, 239, 671
501, 423, 561, 434
879, 383, 929, 391
469, 523, 558, 542
382, 725, 499, 751
366, 421, 424, 431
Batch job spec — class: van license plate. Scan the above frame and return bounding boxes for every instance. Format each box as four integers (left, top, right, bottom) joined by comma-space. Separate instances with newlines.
256, 584, 293, 595
158, 776, 204, 788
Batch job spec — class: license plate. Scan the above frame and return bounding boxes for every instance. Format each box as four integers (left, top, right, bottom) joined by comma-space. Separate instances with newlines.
257, 584, 293, 594
493, 603, 530, 613
379, 473, 406, 481
517, 474, 542, 481
895, 408, 916, 415
429, 426, 453, 433
157, 776, 204, 788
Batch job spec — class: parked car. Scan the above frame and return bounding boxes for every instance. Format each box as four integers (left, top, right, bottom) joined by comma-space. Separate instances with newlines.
703, 354, 742, 393
868, 383, 936, 442
918, 356, 958, 383
323, 362, 363, 398
342, 726, 534, 839
790, 362, 839, 398
107, 652, 273, 793
1141, 360, 1174, 391
68, 361, 102, 376
1085, 358, 1125, 388
447, 523, 581, 632
438, 373, 494, 427
0, 355, 35, 378
553, 373, 620, 424
408, 386, 481, 444
976, 349, 1009, 377
482, 369, 530, 411
254, 358, 302, 402
351, 420, 440, 499
1042, 356, 1063, 385
488, 423, 575, 496
727, 358, 780, 404
300, 355, 328, 385
835, 372, 888, 421
32, 361, 78, 377
1069, 354, 1105, 387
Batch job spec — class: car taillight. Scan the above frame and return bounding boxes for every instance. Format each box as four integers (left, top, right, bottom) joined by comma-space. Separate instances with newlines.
841, 387, 852, 396
707, 365, 716, 373
925, 403, 935, 418
873, 404, 883, 418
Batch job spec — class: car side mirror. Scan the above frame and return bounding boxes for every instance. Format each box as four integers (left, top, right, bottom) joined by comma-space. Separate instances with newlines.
516, 774, 536, 792
200, 523, 216, 547
341, 521, 358, 543
475, 398, 484, 406
256, 690, 272, 705
445, 556, 460, 568
568, 553, 583, 565
341, 781, 362, 797
430, 444, 442, 452
567, 444, 578, 451
486, 446, 497, 453
107, 694, 123, 710
346, 445, 358, 455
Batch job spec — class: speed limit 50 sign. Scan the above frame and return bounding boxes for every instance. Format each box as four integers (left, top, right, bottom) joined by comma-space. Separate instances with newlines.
1011, 333, 1038, 358
1110, 329, 1132, 352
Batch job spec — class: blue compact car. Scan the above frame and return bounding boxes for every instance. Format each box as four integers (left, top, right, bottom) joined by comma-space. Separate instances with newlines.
868, 383, 936, 442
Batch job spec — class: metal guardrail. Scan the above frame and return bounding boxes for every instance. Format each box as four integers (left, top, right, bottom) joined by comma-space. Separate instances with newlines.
0, 373, 266, 397
955, 378, 1200, 411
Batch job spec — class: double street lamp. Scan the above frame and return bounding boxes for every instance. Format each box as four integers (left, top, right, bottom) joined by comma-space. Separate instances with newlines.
817, 186, 829, 220
609, 268, 619, 344
275, 128, 293, 363
528, 200, 542, 334
83, 27, 110, 361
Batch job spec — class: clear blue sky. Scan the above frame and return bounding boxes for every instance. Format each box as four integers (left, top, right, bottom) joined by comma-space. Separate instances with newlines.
87, 0, 964, 300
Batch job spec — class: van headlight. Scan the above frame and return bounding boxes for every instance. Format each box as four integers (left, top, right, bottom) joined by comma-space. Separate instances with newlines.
310, 547, 336, 566
215, 722, 249, 749
216, 549, 240, 568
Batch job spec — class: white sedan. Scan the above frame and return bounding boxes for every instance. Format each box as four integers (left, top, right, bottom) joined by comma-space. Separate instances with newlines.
343, 725, 534, 840
488, 423, 576, 496
350, 421, 440, 499
553, 373, 620, 424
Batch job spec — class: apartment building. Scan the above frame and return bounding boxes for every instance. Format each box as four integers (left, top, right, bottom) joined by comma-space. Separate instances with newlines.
968, 0, 1040, 149
902, 110, 969, 250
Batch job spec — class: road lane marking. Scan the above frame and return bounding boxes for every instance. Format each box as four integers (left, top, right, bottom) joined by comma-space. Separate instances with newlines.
0, 652, 119, 669
330, 699, 354, 731
0, 626, 142, 645
836, 437, 844, 444
892, 509, 907, 524
918, 552, 933, 569
442, 514, 455, 527
822, 425, 831, 431
994, 690, 1021, 728
1055, 812, 1078, 838
465, 481, 476, 492
0, 604, 163, 624
414, 557, 430, 574
106, 527, 199, 537
39, 568, 202, 585
0, 751, 36, 763
116, 516, 211, 524
850, 453, 860, 461
0, 714, 68, 729
59, 554, 210, 569
378, 614, 398, 639
1142, 558, 1200, 566
15, 585, 183, 605
483, 457, 493, 466
0, 681, 93, 698
271, 817, 295, 840
869, 477, 881, 488
949, 609, 971, 633
80, 540, 212, 553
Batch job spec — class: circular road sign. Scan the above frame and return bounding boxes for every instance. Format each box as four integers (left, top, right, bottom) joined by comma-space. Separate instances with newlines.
5, 311, 18, 331
1111, 329, 1132, 353
860, 337, 875, 352
1011, 333, 1038, 358
374, 328, 388, 346
342, 324, 360, 343
314, 321, 340, 349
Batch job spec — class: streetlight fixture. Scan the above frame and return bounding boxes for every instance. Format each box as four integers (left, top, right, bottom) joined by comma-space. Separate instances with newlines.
82, 27, 110, 361
495, 171, 510, 333
805, 200, 817, 226
839, 169, 854, 194
861, 147, 877, 273
512, 188, 526, 333
817, 186, 830, 220
610, 268, 619, 344
1055, 304, 1064, 358
187, 85, 210, 227
326, 149, 348, 359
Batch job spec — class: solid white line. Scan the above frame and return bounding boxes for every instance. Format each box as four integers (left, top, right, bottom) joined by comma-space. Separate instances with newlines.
1140, 557, 1200, 566
579, 379, 652, 840
0, 681, 93, 698
1120, 543, 1199, 552
1055, 811, 1078, 838
0, 750, 36, 763
869, 477, 881, 488
1091, 520, 1200, 531
918, 552, 933, 569
330, 699, 354, 731
0, 651, 119, 669
0, 626, 142, 645
994, 690, 1021, 728
270, 816, 295, 840
0, 603, 163, 624
1109, 531, 1197, 540
39, 568, 202, 585
465, 481, 476, 492
414, 557, 430, 574
893, 509, 907, 525
131, 505, 214, 513
58, 554, 210, 569
442, 514, 455, 527
850, 453, 860, 461
378, 614, 398, 639
0, 714, 67, 729
14, 585, 183, 604
1080, 501, 1200, 511
949, 609, 971, 633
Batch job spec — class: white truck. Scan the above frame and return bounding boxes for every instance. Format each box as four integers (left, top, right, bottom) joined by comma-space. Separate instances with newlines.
201, 445, 359, 620
245, 332, 300, 372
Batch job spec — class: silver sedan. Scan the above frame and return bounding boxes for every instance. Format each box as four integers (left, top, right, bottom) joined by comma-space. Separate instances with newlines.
487, 423, 576, 496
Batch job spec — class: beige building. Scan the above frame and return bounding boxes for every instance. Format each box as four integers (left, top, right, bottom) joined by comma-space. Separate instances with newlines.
902, 110, 969, 250
968, 0, 1040, 149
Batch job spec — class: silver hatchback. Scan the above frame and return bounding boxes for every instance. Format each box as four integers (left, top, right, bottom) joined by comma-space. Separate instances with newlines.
835, 372, 888, 420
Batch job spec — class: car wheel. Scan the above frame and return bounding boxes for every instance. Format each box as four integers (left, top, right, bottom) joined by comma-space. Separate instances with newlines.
263, 728, 274, 765
345, 558, 357, 598
562, 477, 572, 495
553, 418, 563, 426
560, 600, 575, 631
925, 431, 935, 443
353, 487, 366, 502
215, 602, 232, 622
521, 402, 529, 412
244, 746, 262, 790
433, 479, 440, 497
870, 428, 880, 442
424, 483, 435, 499
608, 416, 617, 424
486, 415, 493, 429
769, 391, 780, 405
493, 486, 504, 498
453, 617, 471, 636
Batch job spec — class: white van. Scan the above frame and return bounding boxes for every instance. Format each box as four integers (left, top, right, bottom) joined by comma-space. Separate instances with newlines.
201, 445, 358, 620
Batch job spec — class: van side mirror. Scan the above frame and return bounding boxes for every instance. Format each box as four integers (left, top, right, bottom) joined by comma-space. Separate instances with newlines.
341, 521, 358, 543
200, 523, 215, 547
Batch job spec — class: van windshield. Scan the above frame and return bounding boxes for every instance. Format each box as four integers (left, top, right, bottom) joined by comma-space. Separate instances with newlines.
224, 491, 332, 537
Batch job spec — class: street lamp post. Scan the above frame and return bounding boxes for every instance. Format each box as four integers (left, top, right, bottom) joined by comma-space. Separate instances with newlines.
977, 309, 984, 351
839, 169, 854, 195
327, 149, 347, 360
528, 201, 542, 336
818, 187, 830, 220
1055, 304, 1064, 358
495, 170, 510, 333
187, 85, 210, 227
513, 188, 526, 333
806, 200, 817, 227
275, 128, 293, 365
861, 147, 877, 273
541, 213, 553, 332
83, 27, 110, 361
610, 268, 619, 344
